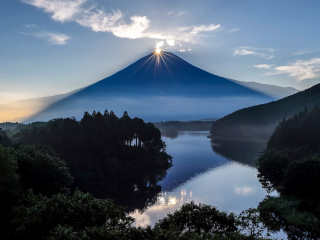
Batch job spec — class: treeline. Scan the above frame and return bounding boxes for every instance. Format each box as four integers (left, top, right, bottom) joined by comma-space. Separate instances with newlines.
256, 106, 320, 239
0, 122, 21, 130
211, 83, 320, 139
12, 110, 171, 183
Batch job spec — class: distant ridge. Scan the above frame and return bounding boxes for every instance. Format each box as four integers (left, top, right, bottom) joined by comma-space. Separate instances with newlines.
210, 83, 320, 139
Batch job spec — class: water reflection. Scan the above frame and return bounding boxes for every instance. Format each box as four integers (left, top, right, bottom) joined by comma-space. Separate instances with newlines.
211, 137, 268, 166
131, 162, 276, 227
160, 131, 228, 191
130, 131, 276, 227
76, 167, 168, 212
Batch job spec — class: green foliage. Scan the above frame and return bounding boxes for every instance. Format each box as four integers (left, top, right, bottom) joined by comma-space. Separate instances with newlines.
153, 201, 238, 239
267, 106, 320, 151
0, 145, 20, 234
257, 107, 320, 198
12, 145, 73, 196
256, 150, 290, 192
258, 196, 320, 239
0, 128, 12, 147
283, 156, 320, 198
237, 208, 273, 239
256, 107, 320, 239
13, 190, 133, 240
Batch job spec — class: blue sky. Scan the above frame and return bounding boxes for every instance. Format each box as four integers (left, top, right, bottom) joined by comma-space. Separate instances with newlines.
1, 0, 320, 103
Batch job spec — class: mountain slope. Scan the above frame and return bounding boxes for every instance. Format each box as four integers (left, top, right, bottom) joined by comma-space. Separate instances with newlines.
24, 52, 276, 122
210, 83, 320, 139
0, 88, 82, 122
231, 80, 298, 99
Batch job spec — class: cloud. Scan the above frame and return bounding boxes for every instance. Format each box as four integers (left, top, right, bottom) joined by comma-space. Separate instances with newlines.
19, 31, 70, 45
23, 0, 220, 44
180, 24, 221, 34
255, 58, 320, 82
253, 64, 274, 69
45, 32, 70, 44
234, 49, 256, 56
156, 41, 164, 48
24, 23, 37, 28
168, 10, 187, 17
175, 11, 187, 17
268, 58, 320, 82
234, 186, 255, 196
228, 28, 240, 33
166, 39, 175, 46
293, 48, 320, 56
22, 0, 86, 22
233, 47, 274, 59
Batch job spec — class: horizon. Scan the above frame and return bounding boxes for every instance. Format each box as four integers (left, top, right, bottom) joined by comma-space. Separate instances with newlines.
1, 0, 320, 105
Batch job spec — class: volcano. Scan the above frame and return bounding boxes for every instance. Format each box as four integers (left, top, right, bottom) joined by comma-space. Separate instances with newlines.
27, 52, 279, 121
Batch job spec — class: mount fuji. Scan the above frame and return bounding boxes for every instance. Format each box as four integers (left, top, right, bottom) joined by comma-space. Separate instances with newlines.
15, 52, 297, 122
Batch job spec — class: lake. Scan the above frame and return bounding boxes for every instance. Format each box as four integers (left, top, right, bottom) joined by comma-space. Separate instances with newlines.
130, 131, 285, 238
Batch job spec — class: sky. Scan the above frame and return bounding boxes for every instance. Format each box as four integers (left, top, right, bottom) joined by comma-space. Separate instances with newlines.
1, 0, 320, 103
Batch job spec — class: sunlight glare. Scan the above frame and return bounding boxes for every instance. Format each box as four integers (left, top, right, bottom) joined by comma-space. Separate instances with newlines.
155, 48, 162, 54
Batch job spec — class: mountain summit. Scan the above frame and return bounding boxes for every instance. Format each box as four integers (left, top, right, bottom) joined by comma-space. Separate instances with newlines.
27, 52, 277, 121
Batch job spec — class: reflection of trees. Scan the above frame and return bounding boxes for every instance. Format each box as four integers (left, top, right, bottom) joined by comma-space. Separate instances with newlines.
161, 129, 178, 139
74, 166, 169, 213
211, 138, 267, 166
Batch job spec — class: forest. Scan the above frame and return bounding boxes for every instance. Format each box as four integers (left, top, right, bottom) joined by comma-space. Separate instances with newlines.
256, 106, 320, 239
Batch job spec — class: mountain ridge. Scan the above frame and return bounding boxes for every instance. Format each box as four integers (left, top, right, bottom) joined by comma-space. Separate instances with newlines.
210, 83, 320, 139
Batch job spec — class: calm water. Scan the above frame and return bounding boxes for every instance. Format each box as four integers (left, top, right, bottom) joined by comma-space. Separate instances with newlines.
130, 131, 285, 238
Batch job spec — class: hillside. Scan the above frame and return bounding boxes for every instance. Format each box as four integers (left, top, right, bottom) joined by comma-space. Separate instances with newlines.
210, 83, 320, 139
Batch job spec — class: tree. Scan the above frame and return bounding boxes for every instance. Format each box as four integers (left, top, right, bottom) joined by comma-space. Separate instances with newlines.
153, 202, 237, 239
13, 145, 73, 196
13, 191, 133, 240
0, 145, 20, 235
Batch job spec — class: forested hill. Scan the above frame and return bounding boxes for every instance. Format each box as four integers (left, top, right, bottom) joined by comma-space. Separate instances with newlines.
210, 83, 320, 139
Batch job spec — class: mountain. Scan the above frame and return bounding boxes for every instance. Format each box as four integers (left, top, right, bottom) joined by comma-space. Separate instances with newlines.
210, 83, 320, 139
23, 52, 276, 122
1, 52, 295, 122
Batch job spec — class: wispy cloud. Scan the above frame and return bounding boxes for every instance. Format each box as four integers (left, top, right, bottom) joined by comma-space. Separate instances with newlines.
253, 64, 274, 69
19, 31, 70, 45
293, 48, 320, 56
22, 0, 220, 44
22, 0, 86, 22
24, 23, 37, 28
168, 10, 187, 17
234, 49, 256, 56
180, 24, 221, 34
228, 28, 240, 33
233, 47, 274, 59
254, 58, 320, 82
